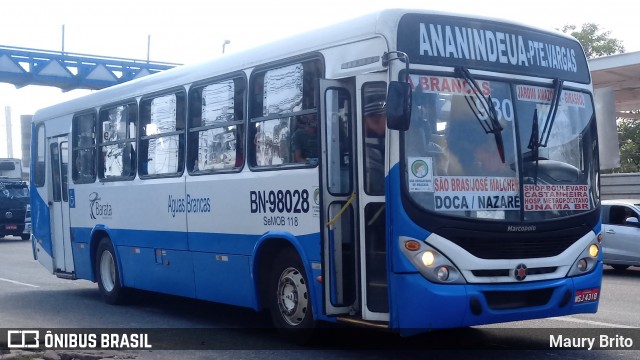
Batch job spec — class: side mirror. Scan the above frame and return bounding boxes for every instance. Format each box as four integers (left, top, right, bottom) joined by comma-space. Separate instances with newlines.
625, 217, 640, 226
386, 81, 411, 131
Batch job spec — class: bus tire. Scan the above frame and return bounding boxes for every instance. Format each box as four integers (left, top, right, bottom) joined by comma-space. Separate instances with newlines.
95, 237, 128, 305
268, 248, 315, 341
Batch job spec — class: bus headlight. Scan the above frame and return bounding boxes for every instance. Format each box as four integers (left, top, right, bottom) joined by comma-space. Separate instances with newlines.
436, 266, 450, 281
589, 244, 599, 257
567, 241, 600, 277
400, 236, 466, 284
421, 251, 436, 267
577, 259, 588, 272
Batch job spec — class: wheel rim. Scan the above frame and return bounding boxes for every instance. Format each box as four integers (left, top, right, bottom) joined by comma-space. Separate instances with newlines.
277, 266, 308, 326
99, 250, 116, 292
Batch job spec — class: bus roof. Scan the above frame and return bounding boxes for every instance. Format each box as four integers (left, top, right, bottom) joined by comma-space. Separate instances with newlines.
32, 8, 581, 122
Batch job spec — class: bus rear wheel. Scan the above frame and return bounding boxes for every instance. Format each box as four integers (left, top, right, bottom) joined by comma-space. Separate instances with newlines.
268, 249, 315, 340
95, 237, 128, 305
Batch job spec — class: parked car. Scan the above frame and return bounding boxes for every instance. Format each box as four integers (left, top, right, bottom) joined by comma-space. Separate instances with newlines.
23, 204, 31, 240
601, 199, 640, 271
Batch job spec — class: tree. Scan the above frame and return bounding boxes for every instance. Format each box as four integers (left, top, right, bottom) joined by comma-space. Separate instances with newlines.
616, 118, 640, 173
561, 23, 625, 59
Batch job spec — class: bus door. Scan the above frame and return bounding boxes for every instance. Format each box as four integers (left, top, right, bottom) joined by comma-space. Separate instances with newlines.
320, 74, 390, 322
47, 136, 74, 276
357, 75, 389, 322
319, 79, 359, 316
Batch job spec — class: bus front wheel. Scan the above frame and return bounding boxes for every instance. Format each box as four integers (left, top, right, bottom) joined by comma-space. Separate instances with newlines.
268, 249, 315, 339
95, 237, 127, 305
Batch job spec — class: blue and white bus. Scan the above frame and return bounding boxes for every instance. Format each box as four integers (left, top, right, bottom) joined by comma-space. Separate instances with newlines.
31, 8, 603, 336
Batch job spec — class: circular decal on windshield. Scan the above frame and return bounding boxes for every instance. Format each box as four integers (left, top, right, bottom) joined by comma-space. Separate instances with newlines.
411, 160, 429, 178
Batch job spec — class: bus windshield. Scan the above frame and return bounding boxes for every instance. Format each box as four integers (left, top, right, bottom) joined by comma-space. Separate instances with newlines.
0, 182, 29, 200
403, 74, 597, 221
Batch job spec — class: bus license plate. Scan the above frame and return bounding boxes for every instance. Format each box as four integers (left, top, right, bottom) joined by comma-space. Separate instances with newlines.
5, 224, 17, 230
575, 288, 599, 304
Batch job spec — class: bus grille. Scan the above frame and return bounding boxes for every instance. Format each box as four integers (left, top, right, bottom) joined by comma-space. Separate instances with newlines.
439, 227, 588, 259
483, 288, 554, 310
471, 266, 557, 277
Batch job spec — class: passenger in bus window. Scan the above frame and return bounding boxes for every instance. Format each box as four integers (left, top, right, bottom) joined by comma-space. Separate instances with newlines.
291, 114, 318, 164
363, 96, 386, 195
472, 139, 512, 177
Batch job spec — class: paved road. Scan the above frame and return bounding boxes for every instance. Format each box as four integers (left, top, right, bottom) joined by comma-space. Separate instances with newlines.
1, 236, 639, 359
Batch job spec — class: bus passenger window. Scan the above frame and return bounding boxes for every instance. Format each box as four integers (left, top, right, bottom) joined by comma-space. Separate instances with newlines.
72, 112, 97, 183
140, 93, 186, 176
34, 124, 46, 187
291, 113, 318, 163
99, 103, 137, 180
188, 78, 245, 173
249, 58, 323, 168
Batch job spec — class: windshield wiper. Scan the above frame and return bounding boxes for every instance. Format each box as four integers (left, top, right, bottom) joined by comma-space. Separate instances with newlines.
539, 78, 564, 148
454, 66, 505, 163
527, 78, 564, 184
527, 108, 541, 183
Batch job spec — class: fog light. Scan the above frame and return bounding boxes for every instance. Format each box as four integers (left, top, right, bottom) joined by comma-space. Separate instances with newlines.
436, 266, 450, 281
589, 244, 599, 257
577, 258, 588, 272
421, 251, 435, 267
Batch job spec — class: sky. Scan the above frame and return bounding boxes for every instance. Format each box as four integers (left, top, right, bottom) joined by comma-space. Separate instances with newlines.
1, 0, 637, 158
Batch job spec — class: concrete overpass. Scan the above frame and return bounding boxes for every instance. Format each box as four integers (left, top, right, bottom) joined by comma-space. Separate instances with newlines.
590, 51, 640, 198
590, 51, 640, 118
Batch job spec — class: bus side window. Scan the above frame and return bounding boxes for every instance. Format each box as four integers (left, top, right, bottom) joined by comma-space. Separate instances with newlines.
34, 124, 46, 187
188, 78, 245, 173
249, 58, 322, 168
72, 112, 97, 184
139, 92, 186, 176
98, 103, 137, 180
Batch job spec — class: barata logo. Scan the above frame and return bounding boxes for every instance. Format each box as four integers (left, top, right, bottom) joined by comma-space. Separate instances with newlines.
507, 225, 537, 232
89, 192, 112, 219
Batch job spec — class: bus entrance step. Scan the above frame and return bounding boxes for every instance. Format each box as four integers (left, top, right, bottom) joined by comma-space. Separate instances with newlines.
335, 316, 389, 330
55, 271, 76, 280
367, 279, 388, 288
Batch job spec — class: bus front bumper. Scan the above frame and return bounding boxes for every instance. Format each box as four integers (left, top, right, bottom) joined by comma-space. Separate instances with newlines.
389, 262, 602, 335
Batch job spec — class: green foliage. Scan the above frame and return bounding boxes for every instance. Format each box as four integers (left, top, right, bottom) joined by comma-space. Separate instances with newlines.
616, 118, 640, 173
561, 23, 625, 59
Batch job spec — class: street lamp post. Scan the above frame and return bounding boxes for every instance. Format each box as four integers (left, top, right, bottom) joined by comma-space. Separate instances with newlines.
222, 40, 231, 54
